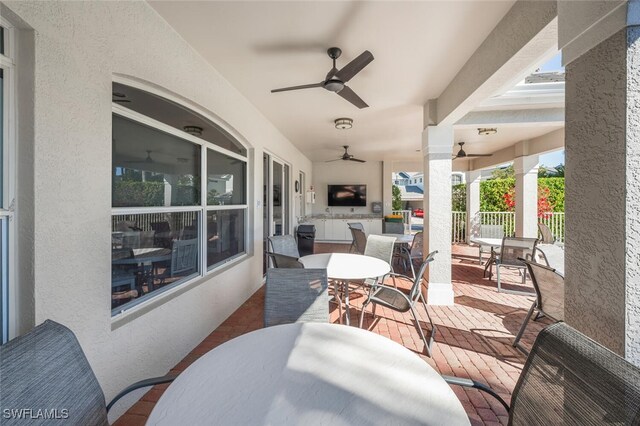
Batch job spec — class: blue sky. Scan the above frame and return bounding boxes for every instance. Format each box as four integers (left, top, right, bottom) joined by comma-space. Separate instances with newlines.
540, 150, 564, 167
538, 52, 563, 72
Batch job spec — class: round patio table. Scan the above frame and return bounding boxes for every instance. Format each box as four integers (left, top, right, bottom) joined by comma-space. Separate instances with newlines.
299, 253, 390, 325
147, 323, 470, 426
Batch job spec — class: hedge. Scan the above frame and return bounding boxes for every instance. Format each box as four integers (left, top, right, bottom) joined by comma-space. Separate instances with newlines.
113, 181, 200, 207
451, 177, 564, 212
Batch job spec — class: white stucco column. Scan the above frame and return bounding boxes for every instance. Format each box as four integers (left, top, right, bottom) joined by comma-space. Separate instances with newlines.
422, 125, 454, 305
382, 161, 393, 216
465, 170, 481, 243
560, 0, 640, 363
513, 155, 538, 238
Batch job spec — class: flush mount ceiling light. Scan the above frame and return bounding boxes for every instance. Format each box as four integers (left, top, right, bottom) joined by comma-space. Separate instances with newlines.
334, 118, 353, 130
478, 127, 497, 136
183, 125, 203, 136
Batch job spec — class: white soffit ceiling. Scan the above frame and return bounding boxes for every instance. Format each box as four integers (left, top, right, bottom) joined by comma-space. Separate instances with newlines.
150, 0, 516, 162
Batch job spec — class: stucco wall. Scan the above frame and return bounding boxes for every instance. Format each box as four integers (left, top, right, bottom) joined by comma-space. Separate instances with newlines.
3, 0, 312, 416
565, 27, 638, 360
311, 161, 382, 215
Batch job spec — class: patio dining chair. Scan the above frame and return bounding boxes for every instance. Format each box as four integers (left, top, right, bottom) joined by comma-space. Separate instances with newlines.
397, 231, 423, 278
486, 237, 538, 293
537, 222, 555, 244
478, 224, 505, 262
359, 251, 438, 356
512, 259, 564, 351
0, 320, 176, 426
264, 268, 329, 327
267, 234, 300, 258
265, 251, 304, 268
349, 226, 367, 254
444, 322, 640, 424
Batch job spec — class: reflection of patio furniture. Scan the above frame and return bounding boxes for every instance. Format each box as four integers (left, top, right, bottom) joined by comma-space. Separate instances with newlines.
486, 237, 538, 293
512, 259, 564, 351
0, 320, 176, 423
151, 221, 172, 248
113, 247, 172, 293
265, 251, 303, 269
148, 323, 469, 425
359, 250, 438, 357
267, 235, 299, 258
445, 322, 640, 424
264, 268, 329, 327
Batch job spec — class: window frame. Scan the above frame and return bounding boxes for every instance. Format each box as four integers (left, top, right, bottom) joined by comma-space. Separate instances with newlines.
0, 16, 16, 343
111, 81, 250, 318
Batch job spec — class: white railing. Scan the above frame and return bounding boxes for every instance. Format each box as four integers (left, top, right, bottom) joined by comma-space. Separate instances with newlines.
392, 210, 412, 234
452, 211, 466, 243
450, 211, 565, 243
479, 212, 516, 237
540, 212, 565, 243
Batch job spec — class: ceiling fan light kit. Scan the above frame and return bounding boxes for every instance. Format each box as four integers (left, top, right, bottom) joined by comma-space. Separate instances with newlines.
334, 118, 353, 130
271, 47, 374, 109
183, 125, 203, 136
478, 127, 497, 136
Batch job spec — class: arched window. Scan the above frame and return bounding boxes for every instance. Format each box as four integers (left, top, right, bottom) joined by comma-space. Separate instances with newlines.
111, 81, 249, 316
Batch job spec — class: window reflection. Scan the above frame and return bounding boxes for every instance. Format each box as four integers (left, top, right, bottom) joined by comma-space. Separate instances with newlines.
112, 115, 201, 207
207, 149, 246, 205
111, 212, 200, 312
207, 210, 245, 268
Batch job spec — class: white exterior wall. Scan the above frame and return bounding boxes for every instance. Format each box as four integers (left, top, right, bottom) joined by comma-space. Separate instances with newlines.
3, 0, 312, 417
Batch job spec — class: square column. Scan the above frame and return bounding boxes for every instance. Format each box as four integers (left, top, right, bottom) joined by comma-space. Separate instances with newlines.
422, 125, 454, 305
561, 1, 640, 363
465, 170, 481, 243
514, 155, 539, 238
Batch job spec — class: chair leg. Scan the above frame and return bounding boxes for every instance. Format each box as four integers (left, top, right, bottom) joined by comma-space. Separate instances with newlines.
410, 305, 434, 357
332, 280, 344, 324
358, 300, 369, 328
533, 311, 545, 321
513, 301, 536, 348
496, 265, 501, 292
417, 294, 437, 356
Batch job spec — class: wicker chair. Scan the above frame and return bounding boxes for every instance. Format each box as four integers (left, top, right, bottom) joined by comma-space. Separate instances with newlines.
486, 237, 538, 293
359, 251, 438, 356
349, 227, 367, 255
512, 259, 564, 351
264, 268, 329, 327
265, 251, 304, 269
445, 322, 640, 424
267, 235, 300, 258
0, 320, 176, 425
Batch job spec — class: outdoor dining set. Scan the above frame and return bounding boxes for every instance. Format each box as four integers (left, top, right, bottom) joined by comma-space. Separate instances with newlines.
2, 223, 640, 425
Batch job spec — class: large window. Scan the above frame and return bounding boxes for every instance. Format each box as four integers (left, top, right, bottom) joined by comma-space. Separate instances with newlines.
111, 82, 248, 316
0, 19, 14, 343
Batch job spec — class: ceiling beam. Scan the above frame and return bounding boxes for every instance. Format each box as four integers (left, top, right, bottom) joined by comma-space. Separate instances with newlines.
431, 0, 558, 127
455, 108, 564, 128
453, 128, 564, 172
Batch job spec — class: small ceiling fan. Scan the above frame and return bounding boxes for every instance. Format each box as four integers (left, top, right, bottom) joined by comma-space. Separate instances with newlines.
271, 47, 374, 109
453, 142, 493, 160
326, 145, 365, 163
124, 150, 155, 164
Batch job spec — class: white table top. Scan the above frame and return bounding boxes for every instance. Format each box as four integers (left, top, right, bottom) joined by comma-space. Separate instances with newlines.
469, 237, 502, 247
147, 323, 470, 426
299, 253, 390, 280
537, 243, 565, 276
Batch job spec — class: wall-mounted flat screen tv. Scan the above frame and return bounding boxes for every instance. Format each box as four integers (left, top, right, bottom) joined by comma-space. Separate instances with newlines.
328, 184, 367, 207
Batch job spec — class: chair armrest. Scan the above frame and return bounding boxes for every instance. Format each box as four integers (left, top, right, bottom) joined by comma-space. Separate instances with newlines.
442, 375, 510, 412
106, 373, 178, 412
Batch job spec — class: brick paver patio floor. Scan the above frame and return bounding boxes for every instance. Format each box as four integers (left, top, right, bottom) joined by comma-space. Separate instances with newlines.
115, 243, 552, 426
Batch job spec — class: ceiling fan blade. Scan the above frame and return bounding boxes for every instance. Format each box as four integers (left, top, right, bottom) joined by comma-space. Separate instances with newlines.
348, 158, 366, 163
334, 50, 374, 82
325, 158, 343, 162
337, 85, 368, 109
271, 82, 324, 93
465, 154, 494, 157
